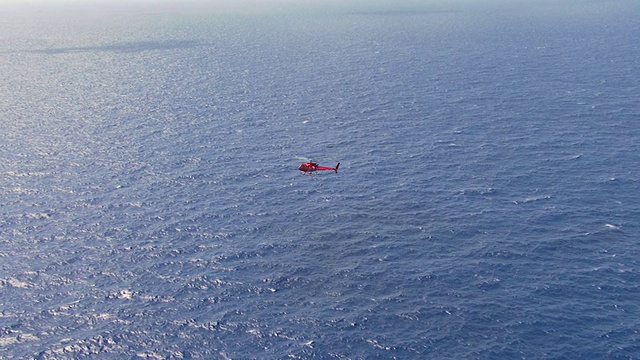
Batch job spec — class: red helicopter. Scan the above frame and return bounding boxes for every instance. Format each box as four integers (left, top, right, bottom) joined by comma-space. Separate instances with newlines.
299, 161, 340, 173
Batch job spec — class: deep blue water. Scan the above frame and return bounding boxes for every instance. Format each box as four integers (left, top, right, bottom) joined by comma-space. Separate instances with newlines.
1, 1, 640, 359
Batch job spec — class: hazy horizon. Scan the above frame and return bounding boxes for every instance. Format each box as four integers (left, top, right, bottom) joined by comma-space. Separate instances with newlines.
2, 0, 636, 12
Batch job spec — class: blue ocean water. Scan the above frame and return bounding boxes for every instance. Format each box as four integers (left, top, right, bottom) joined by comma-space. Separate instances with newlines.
1, 1, 639, 359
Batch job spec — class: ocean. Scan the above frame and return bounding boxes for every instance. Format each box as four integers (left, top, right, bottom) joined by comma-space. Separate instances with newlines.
1, 1, 639, 358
